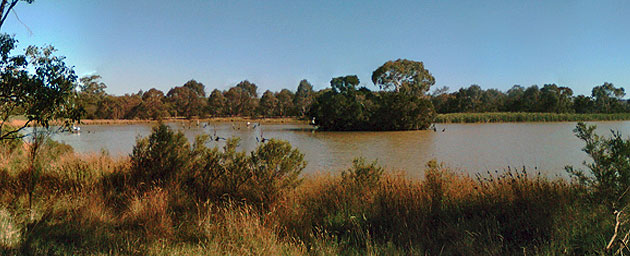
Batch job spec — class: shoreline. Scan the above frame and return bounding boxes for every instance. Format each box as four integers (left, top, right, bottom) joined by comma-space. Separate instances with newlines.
6, 117, 307, 127
7, 113, 630, 127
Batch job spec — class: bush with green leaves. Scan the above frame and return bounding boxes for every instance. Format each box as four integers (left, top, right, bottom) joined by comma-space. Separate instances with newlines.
566, 122, 630, 209
130, 124, 190, 188
130, 123, 305, 208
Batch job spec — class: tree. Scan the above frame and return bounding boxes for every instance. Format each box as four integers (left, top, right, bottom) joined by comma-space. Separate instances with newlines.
258, 90, 278, 117
183, 79, 206, 97
167, 85, 206, 119
592, 82, 626, 113
311, 76, 372, 131
133, 88, 168, 120
224, 87, 245, 116
453, 85, 483, 112
96, 95, 125, 119
0, 35, 81, 140
522, 85, 542, 112
207, 89, 226, 117
77, 75, 107, 119
0, 0, 33, 30
225, 80, 259, 116
430, 86, 454, 113
331, 75, 360, 95
372, 59, 435, 94
294, 79, 314, 117
505, 85, 525, 112
275, 89, 295, 117
236, 80, 258, 98
574, 95, 594, 114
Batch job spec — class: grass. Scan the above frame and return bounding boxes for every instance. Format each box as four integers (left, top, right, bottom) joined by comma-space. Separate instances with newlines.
435, 112, 630, 123
0, 126, 617, 255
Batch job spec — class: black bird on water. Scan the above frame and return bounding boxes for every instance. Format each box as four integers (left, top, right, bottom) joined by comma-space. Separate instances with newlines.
212, 126, 226, 141
256, 129, 269, 143
442, 128, 446, 132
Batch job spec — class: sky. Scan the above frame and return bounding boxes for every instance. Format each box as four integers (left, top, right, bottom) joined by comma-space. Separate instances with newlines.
2, 0, 630, 96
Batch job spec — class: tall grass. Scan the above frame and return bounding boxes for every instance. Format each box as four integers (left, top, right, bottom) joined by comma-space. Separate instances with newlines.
0, 124, 616, 255
435, 112, 630, 123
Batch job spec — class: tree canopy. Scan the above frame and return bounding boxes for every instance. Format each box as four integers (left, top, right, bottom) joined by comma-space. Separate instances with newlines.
371, 59, 435, 94
0, 34, 80, 140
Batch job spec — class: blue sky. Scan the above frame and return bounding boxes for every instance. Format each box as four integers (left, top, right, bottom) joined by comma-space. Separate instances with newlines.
3, 0, 630, 96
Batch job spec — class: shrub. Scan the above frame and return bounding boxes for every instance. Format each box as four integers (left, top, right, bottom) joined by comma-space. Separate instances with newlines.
341, 157, 383, 189
130, 123, 190, 188
249, 139, 305, 207
566, 122, 630, 209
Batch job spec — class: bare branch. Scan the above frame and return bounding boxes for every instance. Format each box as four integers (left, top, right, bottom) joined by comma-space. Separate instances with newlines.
0, 0, 18, 30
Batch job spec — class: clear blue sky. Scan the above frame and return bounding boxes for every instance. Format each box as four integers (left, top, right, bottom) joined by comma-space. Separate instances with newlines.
3, 0, 630, 96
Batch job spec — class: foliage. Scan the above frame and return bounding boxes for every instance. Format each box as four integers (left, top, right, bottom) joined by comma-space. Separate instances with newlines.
129, 123, 305, 208
310, 76, 377, 131
566, 122, 630, 208
167, 82, 206, 119
0, 128, 620, 255
294, 79, 314, 117
130, 123, 190, 188
312, 62, 436, 131
433, 83, 629, 115
0, 34, 81, 141
207, 89, 226, 117
258, 90, 278, 117
371, 58, 435, 94
565, 122, 630, 254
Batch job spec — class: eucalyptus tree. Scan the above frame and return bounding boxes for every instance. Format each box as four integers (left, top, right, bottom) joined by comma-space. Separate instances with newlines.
258, 90, 278, 117
275, 89, 295, 117
0, 36, 81, 140
0, 0, 33, 30
294, 79, 314, 117
592, 82, 626, 113
371, 58, 435, 95
207, 89, 226, 117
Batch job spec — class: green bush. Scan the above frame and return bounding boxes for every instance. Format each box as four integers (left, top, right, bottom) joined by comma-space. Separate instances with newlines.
566, 122, 630, 209
130, 123, 190, 188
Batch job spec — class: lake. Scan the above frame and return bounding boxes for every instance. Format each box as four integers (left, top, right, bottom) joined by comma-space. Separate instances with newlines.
41, 121, 630, 177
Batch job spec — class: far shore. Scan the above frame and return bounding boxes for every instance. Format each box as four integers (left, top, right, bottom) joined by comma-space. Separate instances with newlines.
7, 112, 630, 128
6, 117, 307, 127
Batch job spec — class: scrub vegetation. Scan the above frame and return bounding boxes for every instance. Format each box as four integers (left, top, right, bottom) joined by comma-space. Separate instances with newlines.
0, 122, 628, 255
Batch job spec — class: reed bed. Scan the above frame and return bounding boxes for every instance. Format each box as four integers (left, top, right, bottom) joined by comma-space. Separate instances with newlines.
435, 112, 630, 123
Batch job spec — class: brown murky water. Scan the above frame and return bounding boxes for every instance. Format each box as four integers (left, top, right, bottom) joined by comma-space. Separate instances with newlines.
44, 121, 630, 177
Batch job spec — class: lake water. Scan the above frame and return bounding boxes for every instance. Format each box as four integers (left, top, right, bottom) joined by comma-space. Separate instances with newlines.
42, 121, 630, 177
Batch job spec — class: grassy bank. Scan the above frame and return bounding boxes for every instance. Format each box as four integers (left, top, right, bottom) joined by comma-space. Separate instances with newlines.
435, 112, 630, 123
0, 124, 616, 255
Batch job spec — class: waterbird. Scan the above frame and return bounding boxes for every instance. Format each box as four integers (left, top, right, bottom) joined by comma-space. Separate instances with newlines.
212, 126, 226, 141
256, 129, 269, 143
442, 128, 446, 132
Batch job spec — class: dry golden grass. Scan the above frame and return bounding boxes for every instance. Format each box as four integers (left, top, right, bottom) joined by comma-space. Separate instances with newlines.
0, 139, 609, 255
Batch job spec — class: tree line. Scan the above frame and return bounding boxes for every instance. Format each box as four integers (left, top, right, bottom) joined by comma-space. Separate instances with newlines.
431, 82, 628, 114
76, 77, 315, 120
77, 73, 629, 123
